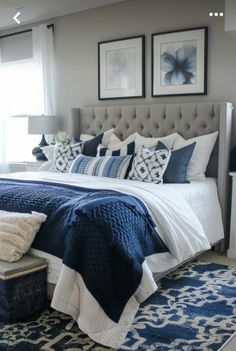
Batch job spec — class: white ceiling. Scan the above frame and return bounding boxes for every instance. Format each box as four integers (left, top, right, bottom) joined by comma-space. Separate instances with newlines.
0, 0, 126, 31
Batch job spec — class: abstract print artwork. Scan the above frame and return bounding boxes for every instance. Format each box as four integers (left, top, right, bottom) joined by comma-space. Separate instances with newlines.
98, 36, 145, 99
161, 40, 196, 85
152, 27, 207, 96
107, 48, 136, 90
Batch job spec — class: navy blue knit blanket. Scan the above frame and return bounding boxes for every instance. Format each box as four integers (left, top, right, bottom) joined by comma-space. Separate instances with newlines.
0, 178, 168, 322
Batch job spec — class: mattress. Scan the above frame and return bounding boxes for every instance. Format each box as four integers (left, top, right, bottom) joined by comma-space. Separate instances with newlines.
3, 172, 223, 284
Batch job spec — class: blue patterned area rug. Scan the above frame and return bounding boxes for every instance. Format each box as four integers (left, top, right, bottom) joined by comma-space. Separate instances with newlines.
0, 261, 236, 351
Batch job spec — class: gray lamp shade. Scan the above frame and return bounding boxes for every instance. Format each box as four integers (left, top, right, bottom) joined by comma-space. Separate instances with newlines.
28, 115, 58, 135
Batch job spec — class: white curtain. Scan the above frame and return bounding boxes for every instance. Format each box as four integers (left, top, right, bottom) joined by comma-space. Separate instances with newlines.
32, 24, 56, 116
0, 24, 56, 169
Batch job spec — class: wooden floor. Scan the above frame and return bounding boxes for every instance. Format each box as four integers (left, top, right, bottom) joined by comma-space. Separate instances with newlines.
199, 251, 236, 267
199, 251, 236, 351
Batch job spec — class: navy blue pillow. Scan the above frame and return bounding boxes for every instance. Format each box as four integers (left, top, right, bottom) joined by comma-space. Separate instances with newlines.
69, 135, 103, 156
82, 133, 104, 157
155, 141, 196, 183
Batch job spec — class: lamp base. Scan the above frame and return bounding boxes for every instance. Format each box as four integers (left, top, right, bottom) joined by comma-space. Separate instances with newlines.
38, 134, 48, 147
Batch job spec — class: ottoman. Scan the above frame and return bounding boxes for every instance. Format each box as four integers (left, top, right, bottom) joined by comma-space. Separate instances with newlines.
0, 255, 48, 323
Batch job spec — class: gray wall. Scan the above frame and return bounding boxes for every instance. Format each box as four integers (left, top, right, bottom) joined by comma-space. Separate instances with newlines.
0, 0, 235, 142
53, 0, 236, 144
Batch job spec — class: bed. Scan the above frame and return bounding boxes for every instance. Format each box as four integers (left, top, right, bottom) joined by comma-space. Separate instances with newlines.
0, 101, 233, 348
68, 102, 232, 239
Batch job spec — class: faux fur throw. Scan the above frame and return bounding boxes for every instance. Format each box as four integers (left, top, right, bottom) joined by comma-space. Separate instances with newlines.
0, 210, 47, 262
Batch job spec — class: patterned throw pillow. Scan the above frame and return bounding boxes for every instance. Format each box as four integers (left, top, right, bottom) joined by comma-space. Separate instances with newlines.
69, 154, 132, 179
53, 142, 83, 173
53, 130, 115, 173
97, 141, 135, 157
128, 147, 171, 183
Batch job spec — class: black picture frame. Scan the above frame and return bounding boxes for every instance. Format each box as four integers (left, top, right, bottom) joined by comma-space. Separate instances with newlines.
152, 27, 208, 97
98, 35, 145, 100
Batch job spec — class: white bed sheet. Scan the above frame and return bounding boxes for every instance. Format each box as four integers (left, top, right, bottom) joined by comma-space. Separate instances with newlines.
164, 178, 224, 246
4, 172, 223, 284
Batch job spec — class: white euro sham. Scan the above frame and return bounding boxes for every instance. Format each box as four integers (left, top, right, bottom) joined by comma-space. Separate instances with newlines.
174, 131, 218, 181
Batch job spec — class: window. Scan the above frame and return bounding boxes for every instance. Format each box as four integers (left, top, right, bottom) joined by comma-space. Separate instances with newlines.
0, 32, 43, 162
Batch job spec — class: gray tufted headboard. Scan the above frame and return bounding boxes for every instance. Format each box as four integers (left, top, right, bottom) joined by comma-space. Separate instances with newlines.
69, 102, 233, 246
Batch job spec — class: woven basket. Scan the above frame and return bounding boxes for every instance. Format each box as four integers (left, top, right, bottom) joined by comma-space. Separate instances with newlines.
0, 257, 47, 323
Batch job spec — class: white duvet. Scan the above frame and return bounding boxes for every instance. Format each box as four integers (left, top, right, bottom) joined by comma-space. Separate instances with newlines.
1, 172, 211, 348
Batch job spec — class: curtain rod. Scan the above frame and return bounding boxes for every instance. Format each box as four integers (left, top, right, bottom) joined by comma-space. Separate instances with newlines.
0, 24, 54, 40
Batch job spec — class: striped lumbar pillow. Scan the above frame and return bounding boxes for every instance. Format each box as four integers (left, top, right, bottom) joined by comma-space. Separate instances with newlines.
69, 154, 132, 179
97, 141, 135, 157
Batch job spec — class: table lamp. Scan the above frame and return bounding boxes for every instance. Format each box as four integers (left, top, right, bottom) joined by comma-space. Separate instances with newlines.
28, 115, 58, 161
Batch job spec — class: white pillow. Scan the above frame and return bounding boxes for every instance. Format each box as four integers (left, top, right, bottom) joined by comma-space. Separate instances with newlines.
79, 134, 94, 142
107, 133, 121, 148
38, 160, 54, 172
174, 131, 218, 181
134, 132, 182, 152
41, 145, 55, 161
0, 211, 47, 262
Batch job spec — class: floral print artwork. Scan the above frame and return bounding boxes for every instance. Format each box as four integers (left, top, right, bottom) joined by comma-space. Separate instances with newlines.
161, 40, 196, 86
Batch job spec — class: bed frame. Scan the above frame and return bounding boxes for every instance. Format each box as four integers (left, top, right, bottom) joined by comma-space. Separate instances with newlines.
69, 102, 233, 250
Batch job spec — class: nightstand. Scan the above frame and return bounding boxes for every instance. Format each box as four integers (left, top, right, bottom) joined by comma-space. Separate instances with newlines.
228, 172, 236, 258
8, 161, 45, 173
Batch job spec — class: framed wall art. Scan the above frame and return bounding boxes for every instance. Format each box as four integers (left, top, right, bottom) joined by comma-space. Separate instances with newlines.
152, 27, 208, 97
98, 35, 145, 100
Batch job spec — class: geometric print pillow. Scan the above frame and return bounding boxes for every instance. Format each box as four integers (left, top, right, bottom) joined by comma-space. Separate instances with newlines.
128, 147, 171, 184
53, 142, 83, 173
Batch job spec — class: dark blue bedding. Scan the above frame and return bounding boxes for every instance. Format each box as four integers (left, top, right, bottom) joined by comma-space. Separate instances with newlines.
0, 178, 168, 322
